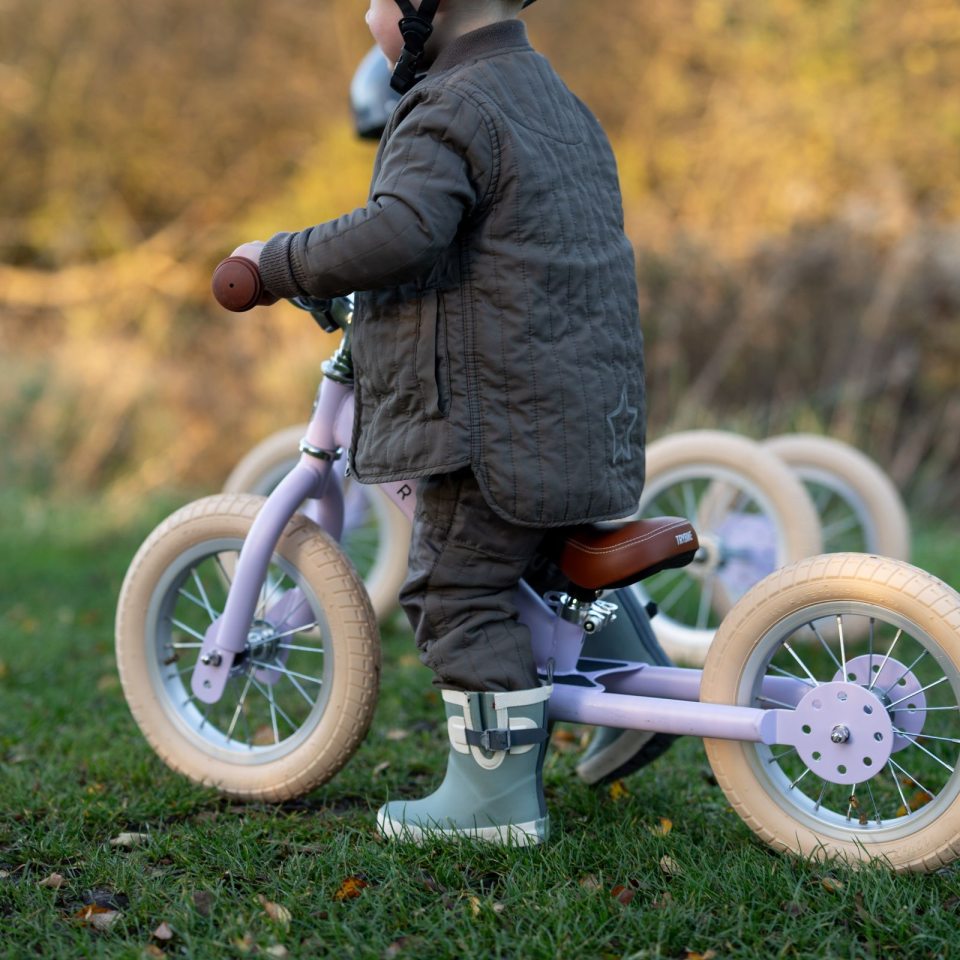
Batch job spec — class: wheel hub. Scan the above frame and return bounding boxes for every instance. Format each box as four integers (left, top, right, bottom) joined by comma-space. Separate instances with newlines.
246, 620, 281, 663
784, 681, 893, 785
833, 654, 926, 751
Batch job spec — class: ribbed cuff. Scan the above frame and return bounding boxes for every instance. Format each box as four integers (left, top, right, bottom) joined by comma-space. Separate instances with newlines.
258, 231, 304, 299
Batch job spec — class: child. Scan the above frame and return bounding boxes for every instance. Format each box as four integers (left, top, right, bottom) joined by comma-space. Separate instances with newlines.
232, 0, 646, 845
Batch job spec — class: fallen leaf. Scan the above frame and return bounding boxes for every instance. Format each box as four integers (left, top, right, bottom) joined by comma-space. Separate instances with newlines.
649, 817, 673, 837
608, 779, 630, 802
610, 884, 636, 905
579, 874, 602, 891
385, 729, 409, 741
373, 761, 391, 778
72, 904, 121, 930
264, 946, 289, 958
258, 894, 292, 925
234, 933, 256, 954
895, 790, 934, 817
550, 727, 579, 753
192, 890, 214, 916
143, 945, 165, 959
659, 855, 683, 878
781, 899, 804, 916
110, 832, 149, 849
684, 951, 717, 960
38, 872, 65, 889
652, 892, 673, 910
492, 901, 506, 914
97, 674, 119, 692
153, 921, 174, 941
385, 938, 408, 959
468, 895, 482, 917
333, 876, 369, 901
821, 877, 844, 894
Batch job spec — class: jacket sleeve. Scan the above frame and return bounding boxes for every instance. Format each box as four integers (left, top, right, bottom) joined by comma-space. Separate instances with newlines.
259, 87, 493, 299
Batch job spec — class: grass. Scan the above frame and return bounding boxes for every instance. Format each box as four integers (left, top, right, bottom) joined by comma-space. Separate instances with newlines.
2, 489, 960, 959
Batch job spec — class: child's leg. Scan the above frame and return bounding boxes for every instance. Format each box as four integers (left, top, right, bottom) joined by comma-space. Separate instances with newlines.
379, 468, 552, 843
399, 467, 545, 692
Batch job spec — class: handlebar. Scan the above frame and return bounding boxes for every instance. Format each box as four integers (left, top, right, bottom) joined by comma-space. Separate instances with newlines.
211, 257, 278, 312
211, 256, 352, 333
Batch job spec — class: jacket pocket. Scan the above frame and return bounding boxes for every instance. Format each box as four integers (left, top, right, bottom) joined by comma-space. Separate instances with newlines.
415, 289, 451, 419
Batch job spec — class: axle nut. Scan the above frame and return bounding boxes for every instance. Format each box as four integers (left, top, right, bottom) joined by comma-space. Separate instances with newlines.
830, 724, 850, 744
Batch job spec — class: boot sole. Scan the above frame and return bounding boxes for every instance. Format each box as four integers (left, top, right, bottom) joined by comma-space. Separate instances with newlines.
377, 809, 548, 846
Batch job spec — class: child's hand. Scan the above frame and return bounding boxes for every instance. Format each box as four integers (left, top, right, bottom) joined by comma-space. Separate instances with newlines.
230, 240, 266, 264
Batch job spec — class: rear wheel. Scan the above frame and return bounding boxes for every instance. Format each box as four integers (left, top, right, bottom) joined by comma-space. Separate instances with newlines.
630, 431, 822, 666
764, 434, 910, 559
702, 554, 960, 872
116, 494, 380, 801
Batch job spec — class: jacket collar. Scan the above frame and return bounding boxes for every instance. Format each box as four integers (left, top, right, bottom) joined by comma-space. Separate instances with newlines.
428, 18, 530, 76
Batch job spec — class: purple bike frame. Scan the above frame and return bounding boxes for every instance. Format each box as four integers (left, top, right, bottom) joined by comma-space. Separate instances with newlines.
190, 370, 810, 754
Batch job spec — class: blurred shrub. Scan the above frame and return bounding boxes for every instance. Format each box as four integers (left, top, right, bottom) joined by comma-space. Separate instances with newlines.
0, 0, 959, 506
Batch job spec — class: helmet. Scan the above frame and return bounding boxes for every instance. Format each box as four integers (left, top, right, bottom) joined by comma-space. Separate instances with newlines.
390, 0, 538, 95
351, 46, 403, 140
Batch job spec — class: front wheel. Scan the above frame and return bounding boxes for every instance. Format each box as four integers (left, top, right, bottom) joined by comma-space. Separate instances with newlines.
702, 553, 960, 872
116, 494, 380, 802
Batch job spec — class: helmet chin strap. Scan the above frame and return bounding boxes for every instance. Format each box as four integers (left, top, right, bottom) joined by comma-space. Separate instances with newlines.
390, 0, 442, 94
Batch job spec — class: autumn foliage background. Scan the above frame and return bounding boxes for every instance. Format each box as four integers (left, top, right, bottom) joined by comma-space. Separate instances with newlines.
1, 0, 959, 507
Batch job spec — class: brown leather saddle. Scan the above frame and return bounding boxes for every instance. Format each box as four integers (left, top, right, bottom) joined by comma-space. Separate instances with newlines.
544, 516, 699, 593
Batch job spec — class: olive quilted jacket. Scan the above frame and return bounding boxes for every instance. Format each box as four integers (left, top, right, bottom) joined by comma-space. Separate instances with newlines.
259, 19, 645, 527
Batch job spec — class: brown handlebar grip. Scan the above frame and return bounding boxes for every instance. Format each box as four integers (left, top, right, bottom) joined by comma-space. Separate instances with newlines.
212, 257, 277, 311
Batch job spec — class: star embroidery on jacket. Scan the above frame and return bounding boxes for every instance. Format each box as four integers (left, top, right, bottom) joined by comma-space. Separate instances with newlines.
606, 386, 638, 464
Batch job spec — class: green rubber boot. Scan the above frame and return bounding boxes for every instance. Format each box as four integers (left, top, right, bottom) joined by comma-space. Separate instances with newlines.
377, 684, 552, 845
575, 588, 677, 785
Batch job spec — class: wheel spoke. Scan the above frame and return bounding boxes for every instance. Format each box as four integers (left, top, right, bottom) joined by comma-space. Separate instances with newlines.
864, 779, 883, 826
658, 574, 695, 615
782, 641, 819, 687
868, 629, 903, 691
887, 760, 912, 815
250, 659, 317, 708
887, 675, 949, 709
276, 641, 325, 654
270, 622, 319, 643
248, 675, 299, 734
821, 514, 861, 542
846, 783, 859, 822
682, 482, 698, 522
788, 766, 812, 790
807, 621, 842, 674
894, 730, 956, 774
696, 574, 716, 630
168, 617, 206, 642
879, 650, 928, 698
190, 569, 220, 621
767, 663, 816, 688
837, 615, 847, 678
887, 756, 935, 804
225, 671, 255, 743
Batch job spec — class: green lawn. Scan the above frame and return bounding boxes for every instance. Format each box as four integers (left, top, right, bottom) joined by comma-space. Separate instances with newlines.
2, 490, 960, 959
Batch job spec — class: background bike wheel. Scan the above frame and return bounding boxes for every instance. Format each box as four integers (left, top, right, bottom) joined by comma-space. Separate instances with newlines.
764, 433, 911, 559
701, 553, 960, 872
116, 494, 380, 801
630, 430, 822, 666
223, 424, 411, 622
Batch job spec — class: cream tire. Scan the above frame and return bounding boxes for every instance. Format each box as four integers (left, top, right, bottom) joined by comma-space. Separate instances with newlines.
630, 431, 822, 666
223, 424, 410, 622
702, 553, 960, 872
116, 494, 380, 802
764, 434, 910, 559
